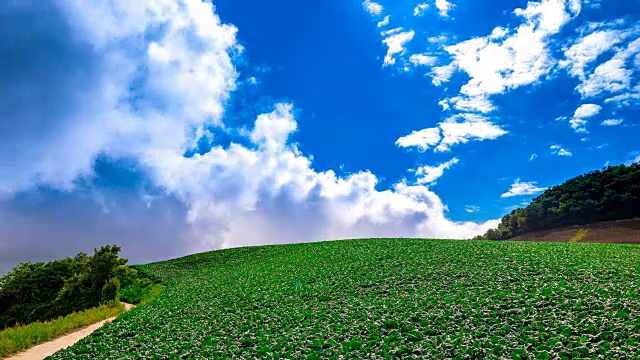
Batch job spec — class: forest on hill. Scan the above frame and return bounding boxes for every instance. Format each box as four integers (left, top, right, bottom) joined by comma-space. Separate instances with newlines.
0, 246, 160, 330
475, 163, 640, 240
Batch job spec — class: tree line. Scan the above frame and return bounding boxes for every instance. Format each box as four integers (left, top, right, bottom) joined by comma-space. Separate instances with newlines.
0, 245, 158, 329
474, 163, 640, 240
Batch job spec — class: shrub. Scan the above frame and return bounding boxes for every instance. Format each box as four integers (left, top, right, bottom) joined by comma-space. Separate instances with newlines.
0, 245, 128, 329
102, 277, 120, 303
118, 267, 163, 304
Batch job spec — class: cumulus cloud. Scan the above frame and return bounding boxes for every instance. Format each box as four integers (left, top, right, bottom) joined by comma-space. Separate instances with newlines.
0, 0, 499, 271
435, 114, 507, 152
148, 105, 499, 251
560, 29, 626, 80
625, 155, 640, 165
601, 119, 623, 126
363, 0, 384, 17
567, 103, 601, 132
577, 58, 635, 99
563, 23, 640, 101
574, 103, 602, 118
397, 114, 507, 152
377, 15, 390, 28
409, 53, 438, 67
413, 3, 430, 17
431, 0, 578, 113
501, 179, 547, 198
439, 96, 495, 114
605, 84, 640, 108
396, 128, 441, 152
413, 158, 459, 185
431, 64, 456, 86
551, 144, 573, 156
529, 153, 538, 161
435, 0, 455, 18
382, 29, 415, 66
0, 0, 238, 196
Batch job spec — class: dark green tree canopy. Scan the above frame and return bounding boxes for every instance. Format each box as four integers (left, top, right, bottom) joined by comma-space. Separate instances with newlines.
0, 245, 127, 329
475, 163, 640, 240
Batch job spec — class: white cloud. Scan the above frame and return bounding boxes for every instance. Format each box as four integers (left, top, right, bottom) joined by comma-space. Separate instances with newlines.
409, 53, 438, 66
569, 103, 601, 132
444, 0, 575, 99
431, 63, 456, 86
428, 35, 448, 44
397, 114, 507, 152
413, 3, 430, 16
418, 0, 579, 124
413, 158, 459, 185
0, 0, 239, 196
605, 84, 640, 107
529, 153, 538, 161
435, 0, 455, 18
439, 96, 496, 113
465, 205, 480, 213
550, 144, 573, 156
601, 119, 623, 126
626, 155, 640, 165
362, 0, 384, 16
151, 105, 499, 249
560, 29, 626, 80
569, 118, 588, 132
435, 114, 507, 152
574, 103, 602, 118
377, 15, 390, 28
396, 127, 441, 151
0, 0, 502, 267
501, 179, 547, 198
577, 58, 634, 98
576, 35, 640, 99
568, 0, 581, 14
489, 27, 509, 40
382, 30, 415, 66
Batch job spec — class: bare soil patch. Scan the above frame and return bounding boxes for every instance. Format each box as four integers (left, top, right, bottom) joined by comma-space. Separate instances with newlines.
511, 218, 640, 244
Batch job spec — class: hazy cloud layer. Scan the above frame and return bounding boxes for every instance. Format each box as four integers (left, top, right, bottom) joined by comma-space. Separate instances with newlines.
0, 0, 499, 273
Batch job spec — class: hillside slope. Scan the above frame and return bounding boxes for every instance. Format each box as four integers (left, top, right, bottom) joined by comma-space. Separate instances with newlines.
511, 218, 640, 244
50, 239, 640, 359
476, 163, 640, 240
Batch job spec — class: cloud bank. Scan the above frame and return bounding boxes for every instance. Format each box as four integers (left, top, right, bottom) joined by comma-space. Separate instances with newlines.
0, 0, 498, 273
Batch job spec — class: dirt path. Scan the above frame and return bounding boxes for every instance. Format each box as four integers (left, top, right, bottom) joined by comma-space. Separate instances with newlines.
6, 303, 134, 360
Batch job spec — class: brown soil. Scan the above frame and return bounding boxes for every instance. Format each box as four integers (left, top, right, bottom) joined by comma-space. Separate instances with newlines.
510, 218, 640, 244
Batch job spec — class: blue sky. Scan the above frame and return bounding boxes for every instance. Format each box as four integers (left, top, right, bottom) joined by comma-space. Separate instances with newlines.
0, 0, 638, 273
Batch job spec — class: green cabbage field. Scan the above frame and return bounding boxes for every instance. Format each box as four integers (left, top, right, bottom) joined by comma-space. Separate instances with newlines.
51, 239, 639, 359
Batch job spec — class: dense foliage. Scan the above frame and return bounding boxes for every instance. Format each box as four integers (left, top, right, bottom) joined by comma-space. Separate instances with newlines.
53, 239, 639, 359
118, 265, 164, 305
476, 163, 640, 240
0, 245, 127, 329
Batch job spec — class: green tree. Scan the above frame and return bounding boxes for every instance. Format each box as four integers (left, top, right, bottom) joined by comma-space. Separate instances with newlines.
0, 245, 128, 329
478, 163, 640, 240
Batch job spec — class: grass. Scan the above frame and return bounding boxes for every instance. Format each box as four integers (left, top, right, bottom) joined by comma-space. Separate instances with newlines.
118, 266, 165, 305
569, 229, 588, 243
0, 301, 125, 358
121, 283, 165, 305
51, 239, 640, 359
